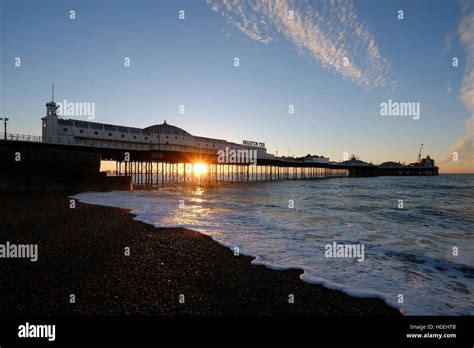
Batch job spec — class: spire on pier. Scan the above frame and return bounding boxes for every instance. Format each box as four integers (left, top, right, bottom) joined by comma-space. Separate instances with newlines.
46, 83, 59, 117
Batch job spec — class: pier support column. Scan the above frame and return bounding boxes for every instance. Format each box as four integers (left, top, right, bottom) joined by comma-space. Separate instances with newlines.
161, 162, 164, 186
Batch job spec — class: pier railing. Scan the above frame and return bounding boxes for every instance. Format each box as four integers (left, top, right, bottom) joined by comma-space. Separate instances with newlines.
0, 132, 438, 185
0, 133, 42, 143
0, 132, 228, 155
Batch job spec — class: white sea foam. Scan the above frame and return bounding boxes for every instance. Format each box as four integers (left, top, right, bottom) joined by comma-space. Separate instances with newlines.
73, 175, 474, 315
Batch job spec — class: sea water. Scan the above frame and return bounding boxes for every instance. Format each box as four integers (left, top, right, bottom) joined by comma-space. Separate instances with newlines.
73, 174, 474, 315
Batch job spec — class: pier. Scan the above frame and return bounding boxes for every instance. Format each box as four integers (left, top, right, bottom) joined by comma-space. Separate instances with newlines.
0, 133, 438, 191
0, 98, 438, 190
114, 159, 348, 187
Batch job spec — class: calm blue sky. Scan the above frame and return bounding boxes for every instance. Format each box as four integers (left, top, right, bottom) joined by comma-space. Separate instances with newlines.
1, 0, 472, 171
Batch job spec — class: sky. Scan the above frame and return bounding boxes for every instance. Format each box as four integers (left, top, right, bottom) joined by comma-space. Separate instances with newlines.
1, 0, 473, 173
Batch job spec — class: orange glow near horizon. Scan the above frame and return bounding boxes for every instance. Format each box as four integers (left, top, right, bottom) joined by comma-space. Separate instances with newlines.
193, 163, 208, 176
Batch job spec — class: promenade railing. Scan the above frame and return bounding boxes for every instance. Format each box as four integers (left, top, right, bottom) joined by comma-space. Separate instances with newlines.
0, 133, 42, 142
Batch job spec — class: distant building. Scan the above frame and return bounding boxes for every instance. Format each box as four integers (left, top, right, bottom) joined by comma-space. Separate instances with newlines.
420, 155, 435, 167
409, 155, 436, 167
41, 100, 269, 158
340, 155, 374, 167
302, 154, 330, 164
379, 161, 403, 168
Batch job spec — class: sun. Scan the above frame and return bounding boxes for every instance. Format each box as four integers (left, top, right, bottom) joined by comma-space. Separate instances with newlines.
193, 163, 208, 176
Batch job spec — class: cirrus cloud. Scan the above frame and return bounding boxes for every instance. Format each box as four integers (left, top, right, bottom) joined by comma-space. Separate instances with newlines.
441, 0, 474, 173
207, 0, 393, 89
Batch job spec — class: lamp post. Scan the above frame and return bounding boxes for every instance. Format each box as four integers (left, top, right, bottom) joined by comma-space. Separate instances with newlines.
0, 117, 9, 140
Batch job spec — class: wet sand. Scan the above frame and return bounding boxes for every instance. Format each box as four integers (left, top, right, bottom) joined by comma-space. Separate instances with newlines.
0, 191, 401, 316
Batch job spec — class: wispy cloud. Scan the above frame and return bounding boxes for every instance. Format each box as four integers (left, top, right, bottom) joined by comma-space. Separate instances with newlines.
207, 0, 392, 88
441, 0, 474, 172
